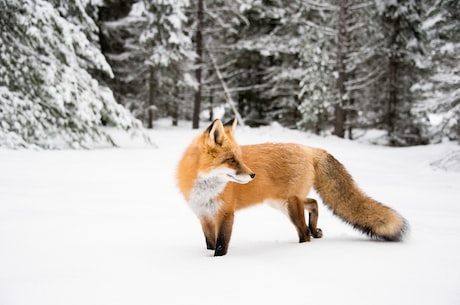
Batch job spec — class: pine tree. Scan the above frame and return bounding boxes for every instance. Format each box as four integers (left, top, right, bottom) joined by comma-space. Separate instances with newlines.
219, 0, 307, 127
377, 0, 429, 145
415, 0, 460, 142
0, 0, 142, 148
185, 0, 263, 127
98, 0, 148, 121
298, 2, 336, 133
298, 0, 384, 138
192, 0, 204, 129
99, 0, 195, 128
141, 0, 194, 128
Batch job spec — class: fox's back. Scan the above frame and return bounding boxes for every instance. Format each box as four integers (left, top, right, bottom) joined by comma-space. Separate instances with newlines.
223, 143, 321, 210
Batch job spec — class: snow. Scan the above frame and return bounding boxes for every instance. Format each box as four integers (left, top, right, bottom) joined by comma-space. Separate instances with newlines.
1, 119, 460, 305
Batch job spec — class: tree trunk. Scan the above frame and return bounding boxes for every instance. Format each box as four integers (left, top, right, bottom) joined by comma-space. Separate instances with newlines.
387, 55, 397, 137
171, 84, 179, 127
147, 66, 155, 129
192, 0, 204, 129
333, 0, 347, 138
387, 15, 400, 139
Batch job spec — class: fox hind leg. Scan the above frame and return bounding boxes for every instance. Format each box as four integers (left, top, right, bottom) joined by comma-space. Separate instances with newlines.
304, 198, 323, 238
286, 196, 312, 243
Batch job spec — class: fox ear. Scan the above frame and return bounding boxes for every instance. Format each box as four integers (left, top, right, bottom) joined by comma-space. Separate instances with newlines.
207, 119, 225, 146
223, 117, 237, 134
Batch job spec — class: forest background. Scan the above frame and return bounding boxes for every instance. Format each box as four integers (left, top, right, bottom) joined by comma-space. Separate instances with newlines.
0, 0, 459, 149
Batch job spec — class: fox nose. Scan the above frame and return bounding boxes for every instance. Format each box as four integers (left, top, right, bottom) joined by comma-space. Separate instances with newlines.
250, 173, 256, 179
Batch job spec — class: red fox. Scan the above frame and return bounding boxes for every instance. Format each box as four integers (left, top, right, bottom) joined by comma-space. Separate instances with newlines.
177, 118, 407, 256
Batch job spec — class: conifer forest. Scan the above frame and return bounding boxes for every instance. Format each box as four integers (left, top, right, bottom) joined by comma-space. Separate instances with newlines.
0, 0, 459, 148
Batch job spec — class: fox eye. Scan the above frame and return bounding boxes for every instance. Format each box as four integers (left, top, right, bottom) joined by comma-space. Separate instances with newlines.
227, 157, 236, 163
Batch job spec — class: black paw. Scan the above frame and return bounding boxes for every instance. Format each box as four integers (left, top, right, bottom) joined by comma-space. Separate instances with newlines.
313, 228, 323, 238
214, 245, 227, 256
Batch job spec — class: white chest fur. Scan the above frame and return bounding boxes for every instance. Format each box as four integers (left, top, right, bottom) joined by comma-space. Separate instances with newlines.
188, 173, 228, 217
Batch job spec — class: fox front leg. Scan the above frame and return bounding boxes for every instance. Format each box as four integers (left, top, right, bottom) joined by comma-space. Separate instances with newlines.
214, 212, 234, 256
200, 217, 216, 250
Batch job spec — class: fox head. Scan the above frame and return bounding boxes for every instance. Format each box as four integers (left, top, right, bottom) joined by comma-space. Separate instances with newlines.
200, 118, 255, 184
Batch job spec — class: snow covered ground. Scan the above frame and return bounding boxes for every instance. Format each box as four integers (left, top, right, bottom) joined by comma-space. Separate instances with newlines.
1, 119, 459, 305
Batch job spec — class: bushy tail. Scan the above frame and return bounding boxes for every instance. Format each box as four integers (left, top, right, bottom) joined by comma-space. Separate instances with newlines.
313, 151, 408, 241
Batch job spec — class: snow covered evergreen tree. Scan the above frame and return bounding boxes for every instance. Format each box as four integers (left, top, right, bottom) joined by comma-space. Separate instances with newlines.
297, 2, 336, 133
298, 1, 385, 138
214, 0, 307, 127
141, 0, 194, 127
414, 0, 460, 142
99, 0, 194, 128
98, 0, 148, 122
377, 0, 429, 145
0, 0, 142, 149
185, 0, 266, 127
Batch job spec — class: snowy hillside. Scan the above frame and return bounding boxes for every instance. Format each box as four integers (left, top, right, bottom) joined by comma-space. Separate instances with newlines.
1, 120, 459, 305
